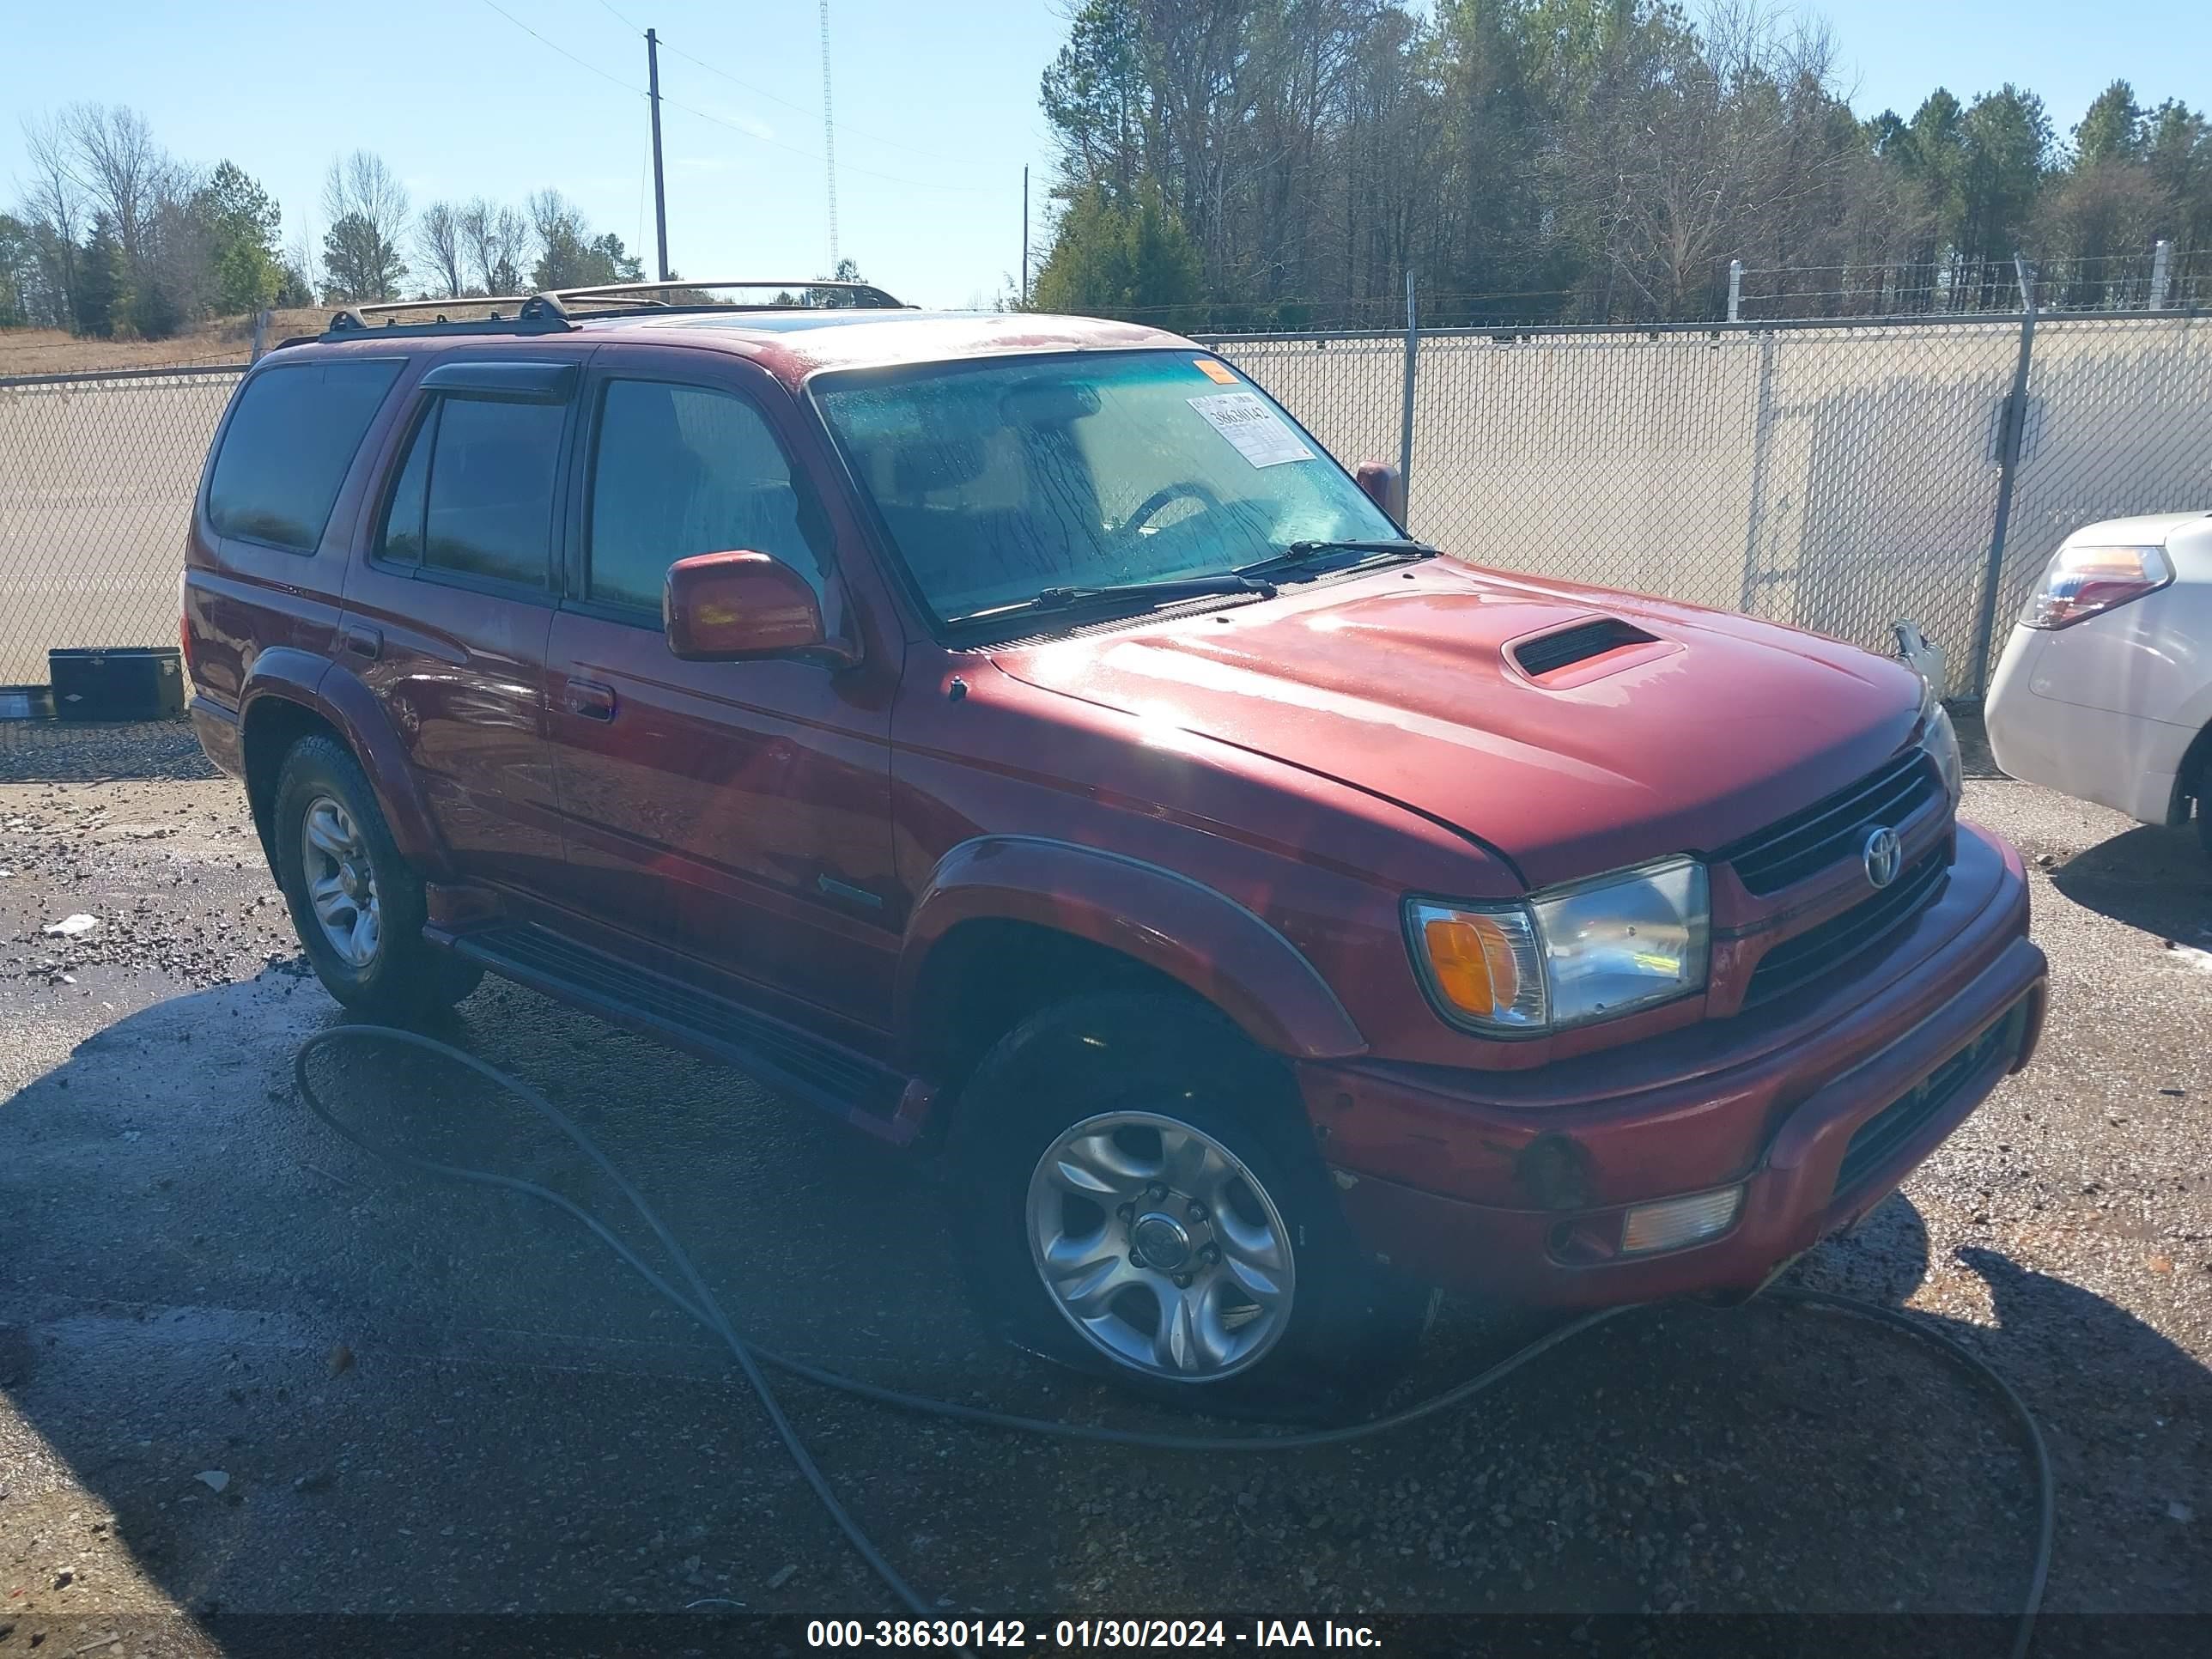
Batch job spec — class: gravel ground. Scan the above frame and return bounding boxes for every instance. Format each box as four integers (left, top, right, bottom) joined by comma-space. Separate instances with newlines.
0, 717, 2206, 1652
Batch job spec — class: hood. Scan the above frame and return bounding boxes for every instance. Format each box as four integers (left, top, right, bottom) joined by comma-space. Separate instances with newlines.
990, 560, 1924, 890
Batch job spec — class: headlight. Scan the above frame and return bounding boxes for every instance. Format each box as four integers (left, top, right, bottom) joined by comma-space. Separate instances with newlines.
1918, 678, 1962, 810
1407, 857, 1710, 1036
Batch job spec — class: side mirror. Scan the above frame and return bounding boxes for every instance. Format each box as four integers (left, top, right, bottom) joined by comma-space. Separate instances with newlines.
1354, 460, 1407, 526
664, 550, 848, 664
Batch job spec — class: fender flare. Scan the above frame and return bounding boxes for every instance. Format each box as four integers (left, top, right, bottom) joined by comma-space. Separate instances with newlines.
898, 836, 1367, 1061
238, 651, 447, 872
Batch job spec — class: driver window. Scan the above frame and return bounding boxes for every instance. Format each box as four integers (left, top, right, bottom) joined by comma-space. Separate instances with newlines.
586, 380, 829, 615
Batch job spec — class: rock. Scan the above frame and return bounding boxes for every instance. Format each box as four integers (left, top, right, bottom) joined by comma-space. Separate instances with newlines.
2170, 1501, 2194, 1523
293, 1469, 333, 1494
195, 1470, 229, 1493
327, 1343, 355, 1377
51, 1571, 72, 1590
42, 915, 98, 938
767, 1564, 798, 1589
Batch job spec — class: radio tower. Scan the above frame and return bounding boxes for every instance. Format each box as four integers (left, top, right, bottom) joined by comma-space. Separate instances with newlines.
818, 0, 839, 270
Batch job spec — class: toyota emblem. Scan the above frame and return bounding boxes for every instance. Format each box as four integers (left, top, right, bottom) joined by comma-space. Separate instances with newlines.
1863, 826, 1904, 889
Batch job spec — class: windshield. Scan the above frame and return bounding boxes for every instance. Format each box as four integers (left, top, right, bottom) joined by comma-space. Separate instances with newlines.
813, 349, 1402, 623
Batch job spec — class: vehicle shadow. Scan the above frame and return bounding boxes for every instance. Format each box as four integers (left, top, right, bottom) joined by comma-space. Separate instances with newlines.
1949, 708, 2005, 781
1, 969, 2208, 1640
2046, 820, 2212, 942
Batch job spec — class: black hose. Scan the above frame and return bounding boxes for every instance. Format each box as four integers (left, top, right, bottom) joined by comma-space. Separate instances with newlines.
293, 1024, 2051, 1657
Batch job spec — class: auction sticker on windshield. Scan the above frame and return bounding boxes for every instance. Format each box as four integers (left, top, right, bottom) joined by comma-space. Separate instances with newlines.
1188, 391, 1315, 468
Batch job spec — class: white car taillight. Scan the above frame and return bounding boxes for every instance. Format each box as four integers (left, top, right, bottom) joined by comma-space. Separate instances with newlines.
2021, 544, 2173, 629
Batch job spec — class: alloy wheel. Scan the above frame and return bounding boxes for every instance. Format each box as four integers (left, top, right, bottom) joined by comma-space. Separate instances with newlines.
1025, 1110, 1297, 1382
300, 794, 381, 969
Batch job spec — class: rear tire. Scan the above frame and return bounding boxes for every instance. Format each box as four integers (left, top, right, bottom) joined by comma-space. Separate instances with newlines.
271, 734, 483, 1021
946, 991, 1428, 1417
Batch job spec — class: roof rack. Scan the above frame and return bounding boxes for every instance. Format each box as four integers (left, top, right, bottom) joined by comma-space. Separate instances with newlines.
555, 278, 908, 309
307, 277, 908, 344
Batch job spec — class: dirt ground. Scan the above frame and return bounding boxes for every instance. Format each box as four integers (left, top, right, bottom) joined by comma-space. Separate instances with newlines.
0, 717, 2206, 1655
0, 318, 287, 380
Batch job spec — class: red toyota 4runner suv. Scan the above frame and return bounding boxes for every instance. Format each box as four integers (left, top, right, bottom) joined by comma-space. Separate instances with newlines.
185, 285, 2047, 1404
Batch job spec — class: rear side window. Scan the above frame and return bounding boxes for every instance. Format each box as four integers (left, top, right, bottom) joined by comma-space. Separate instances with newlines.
207, 359, 403, 552
375, 395, 564, 589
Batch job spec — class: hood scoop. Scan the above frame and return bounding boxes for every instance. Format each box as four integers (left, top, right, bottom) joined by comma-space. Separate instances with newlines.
1511, 616, 1661, 681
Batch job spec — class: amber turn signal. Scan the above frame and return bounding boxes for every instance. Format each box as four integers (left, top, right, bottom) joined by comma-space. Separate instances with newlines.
1423, 915, 1521, 1018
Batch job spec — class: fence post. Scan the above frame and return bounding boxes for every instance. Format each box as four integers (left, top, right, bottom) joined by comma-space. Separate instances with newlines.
2149, 240, 2172, 310
1968, 261, 2038, 700
1727, 259, 1742, 323
250, 309, 270, 362
1398, 269, 1419, 527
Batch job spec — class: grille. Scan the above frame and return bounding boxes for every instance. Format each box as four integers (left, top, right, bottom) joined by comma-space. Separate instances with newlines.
1741, 848, 1948, 1009
1513, 617, 1654, 678
1719, 750, 1942, 895
1832, 1000, 2028, 1198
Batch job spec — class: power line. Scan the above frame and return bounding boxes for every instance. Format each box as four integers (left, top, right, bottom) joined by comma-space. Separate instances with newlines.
653, 33, 995, 168
475, 0, 643, 97
655, 92, 995, 193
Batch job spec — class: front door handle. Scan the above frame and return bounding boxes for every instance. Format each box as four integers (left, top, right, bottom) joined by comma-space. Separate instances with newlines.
339, 623, 382, 659
565, 678, 617, 721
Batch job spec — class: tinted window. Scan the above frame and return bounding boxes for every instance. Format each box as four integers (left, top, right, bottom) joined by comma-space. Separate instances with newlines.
207, 359, 403, 552
422, 396, 565, 587
588, 380, 826, 613
375, 404, 436, 566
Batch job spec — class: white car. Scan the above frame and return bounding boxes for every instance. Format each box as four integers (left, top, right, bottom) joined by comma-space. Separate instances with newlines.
1985, 511, 2212, 853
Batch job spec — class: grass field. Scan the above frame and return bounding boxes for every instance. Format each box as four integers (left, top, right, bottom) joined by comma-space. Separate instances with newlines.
0, 300, 542, 377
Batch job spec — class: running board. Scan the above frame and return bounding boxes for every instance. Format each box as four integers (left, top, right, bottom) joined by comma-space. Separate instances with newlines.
442, 921, 914, 1141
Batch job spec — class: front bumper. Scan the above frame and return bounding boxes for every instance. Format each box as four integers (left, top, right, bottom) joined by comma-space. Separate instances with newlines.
1302, 823, 2047, 1307
1985, 624, 2193, 824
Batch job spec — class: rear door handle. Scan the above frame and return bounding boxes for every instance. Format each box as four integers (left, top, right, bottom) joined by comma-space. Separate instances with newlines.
565, 678, 617, 721
340, 623, 382, 659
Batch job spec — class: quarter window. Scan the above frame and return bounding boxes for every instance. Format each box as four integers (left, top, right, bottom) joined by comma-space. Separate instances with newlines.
586, 380, 826, 613
207, 359, 403, 553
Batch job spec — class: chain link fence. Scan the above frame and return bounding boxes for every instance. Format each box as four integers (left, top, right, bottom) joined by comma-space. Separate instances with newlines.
1206, 309, 2212, 699
0, 314, 2207, 700
0, 366, 242, 686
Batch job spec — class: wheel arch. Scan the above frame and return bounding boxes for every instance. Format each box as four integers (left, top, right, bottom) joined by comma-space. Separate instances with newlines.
897, 836, 1366, 1097
238, 655, 445, 873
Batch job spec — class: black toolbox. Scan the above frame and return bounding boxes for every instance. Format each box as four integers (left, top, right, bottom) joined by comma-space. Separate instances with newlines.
49, 647, 187, 721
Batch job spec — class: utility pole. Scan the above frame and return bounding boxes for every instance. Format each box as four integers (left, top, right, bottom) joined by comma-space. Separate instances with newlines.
646, 28, 670, 281
819, 0, 839, 270
1021, 167, 1030, 306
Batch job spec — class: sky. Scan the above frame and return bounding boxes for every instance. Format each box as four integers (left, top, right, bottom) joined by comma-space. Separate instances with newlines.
2, 0, 2207, 313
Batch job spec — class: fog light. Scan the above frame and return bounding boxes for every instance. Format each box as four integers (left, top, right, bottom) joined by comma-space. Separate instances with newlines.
1620, 1186, 1743, 1255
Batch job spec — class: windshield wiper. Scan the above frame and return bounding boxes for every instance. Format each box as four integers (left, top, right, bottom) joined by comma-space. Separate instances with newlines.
950, 571, 1277, 627
1246, 537, 1439, 574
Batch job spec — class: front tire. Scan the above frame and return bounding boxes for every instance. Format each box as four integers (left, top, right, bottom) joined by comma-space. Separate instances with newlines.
947, 992, 1426, 1414
271, 735, 482, 1021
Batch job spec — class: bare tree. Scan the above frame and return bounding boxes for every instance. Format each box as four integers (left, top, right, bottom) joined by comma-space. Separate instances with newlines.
64, 103, 181, 276
15, 111, 86, 325
491, 205, 530, 292
416, 200, 465, 297
457, 196, 531, 295
319, 150, 410, 302
284, 216, 320, 306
